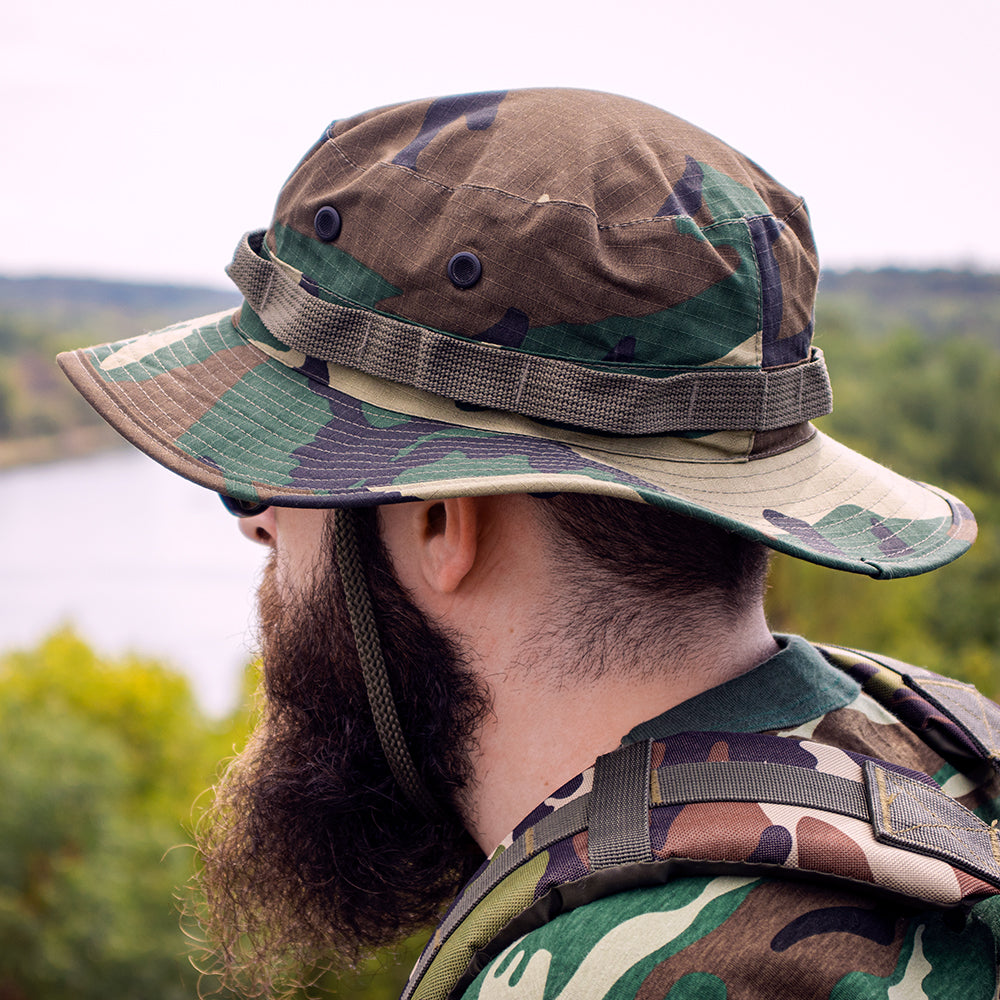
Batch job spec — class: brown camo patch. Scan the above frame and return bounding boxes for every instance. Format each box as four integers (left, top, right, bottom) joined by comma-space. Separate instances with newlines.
657, 802, 773, 863
270, 89, 791, 336
771, 210, 818, 343
804, 708, 946, 783
89, 344, 264, 440
956, 869, 999, 899
634, 881, 905, 1000
276, 167, 743, 336
796, 816, 874, 882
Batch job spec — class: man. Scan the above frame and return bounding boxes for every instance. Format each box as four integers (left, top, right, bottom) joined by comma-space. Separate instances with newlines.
58, 89, 1000, 998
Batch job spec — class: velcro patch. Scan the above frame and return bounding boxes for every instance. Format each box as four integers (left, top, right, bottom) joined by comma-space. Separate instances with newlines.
865, 760, 1000, 887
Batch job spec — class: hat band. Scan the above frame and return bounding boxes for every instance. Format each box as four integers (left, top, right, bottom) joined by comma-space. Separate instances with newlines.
227, 231, 833, 436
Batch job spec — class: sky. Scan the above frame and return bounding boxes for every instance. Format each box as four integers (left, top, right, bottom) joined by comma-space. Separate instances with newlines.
2, 0, 998, 289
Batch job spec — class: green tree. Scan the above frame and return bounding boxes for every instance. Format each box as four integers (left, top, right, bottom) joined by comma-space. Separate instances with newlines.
767, 318, 1000, 696
0, 631, 240, 1000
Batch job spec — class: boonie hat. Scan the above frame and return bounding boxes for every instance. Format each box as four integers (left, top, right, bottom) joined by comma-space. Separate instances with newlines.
58, 88, 976, 579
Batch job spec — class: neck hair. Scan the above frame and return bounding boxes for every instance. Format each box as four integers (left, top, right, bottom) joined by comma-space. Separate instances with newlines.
526, 493, 773, 683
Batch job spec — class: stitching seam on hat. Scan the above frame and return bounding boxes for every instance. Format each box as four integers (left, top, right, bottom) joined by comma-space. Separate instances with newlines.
739, 217, 765, 368
362, 158, 784, 230
781, 198, 810, 223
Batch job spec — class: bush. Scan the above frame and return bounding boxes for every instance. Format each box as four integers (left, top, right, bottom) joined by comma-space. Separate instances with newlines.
0, 631, 426, 999
0, 633, 209, 997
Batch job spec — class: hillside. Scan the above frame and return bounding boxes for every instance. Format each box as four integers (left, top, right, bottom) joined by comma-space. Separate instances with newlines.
0, 274, 238, 315
0, 277, 240, 466
817, 268, 1000, 342
1, 267, 997, 468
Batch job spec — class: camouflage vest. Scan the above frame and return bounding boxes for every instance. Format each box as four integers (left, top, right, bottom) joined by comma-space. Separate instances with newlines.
402, 645, 1000, 1000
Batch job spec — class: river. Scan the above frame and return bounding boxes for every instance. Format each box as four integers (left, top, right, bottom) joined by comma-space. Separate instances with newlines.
0, 448, 267, 715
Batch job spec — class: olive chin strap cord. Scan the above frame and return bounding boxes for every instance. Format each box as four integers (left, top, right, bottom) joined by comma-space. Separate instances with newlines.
333, 508, 441, 819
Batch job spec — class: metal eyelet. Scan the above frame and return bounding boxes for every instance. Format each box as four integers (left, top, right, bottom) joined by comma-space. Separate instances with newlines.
314, 205, 342, 242
447, 251, 482, 289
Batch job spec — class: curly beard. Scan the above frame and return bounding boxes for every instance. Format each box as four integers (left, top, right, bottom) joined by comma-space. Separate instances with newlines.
192, 509, 489, 996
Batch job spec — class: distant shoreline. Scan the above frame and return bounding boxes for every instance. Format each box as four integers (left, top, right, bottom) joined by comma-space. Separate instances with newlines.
0, 426, 126, 471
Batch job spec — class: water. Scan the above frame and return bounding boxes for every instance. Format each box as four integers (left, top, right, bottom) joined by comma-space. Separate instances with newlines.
0, 449, 268, 715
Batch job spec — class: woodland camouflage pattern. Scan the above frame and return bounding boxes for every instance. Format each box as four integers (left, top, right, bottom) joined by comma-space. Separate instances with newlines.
407, 646, 1000, 1000
57, 89, 976, 578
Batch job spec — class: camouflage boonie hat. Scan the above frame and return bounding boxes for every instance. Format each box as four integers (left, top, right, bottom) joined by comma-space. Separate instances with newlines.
58, 88, 975, 578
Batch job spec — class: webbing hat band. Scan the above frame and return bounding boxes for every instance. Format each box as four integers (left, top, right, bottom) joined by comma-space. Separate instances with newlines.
227, 231, 833, 436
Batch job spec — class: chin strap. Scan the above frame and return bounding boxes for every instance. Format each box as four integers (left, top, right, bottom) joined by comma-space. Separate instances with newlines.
333, 507, 441, 819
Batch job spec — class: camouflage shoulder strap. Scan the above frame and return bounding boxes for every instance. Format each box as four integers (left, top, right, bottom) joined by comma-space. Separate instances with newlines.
403, 722, 1000, 1000
815, 643, 1000, 776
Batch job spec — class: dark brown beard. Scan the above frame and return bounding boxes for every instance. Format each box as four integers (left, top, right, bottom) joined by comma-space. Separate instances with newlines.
192, 510, 489, 996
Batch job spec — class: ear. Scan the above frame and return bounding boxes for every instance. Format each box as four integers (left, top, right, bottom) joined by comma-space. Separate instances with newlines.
377, 496, 483, 597
419, 496, 480, 594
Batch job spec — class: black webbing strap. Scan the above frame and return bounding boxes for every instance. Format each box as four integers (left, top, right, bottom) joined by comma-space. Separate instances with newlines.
589, 740, 653, 869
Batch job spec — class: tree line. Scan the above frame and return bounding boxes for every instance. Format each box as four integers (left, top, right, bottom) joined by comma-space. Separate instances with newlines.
767, 299, 1000, 697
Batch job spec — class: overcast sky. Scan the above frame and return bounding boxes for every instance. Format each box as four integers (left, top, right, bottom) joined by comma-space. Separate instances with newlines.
3, 0, 997, 289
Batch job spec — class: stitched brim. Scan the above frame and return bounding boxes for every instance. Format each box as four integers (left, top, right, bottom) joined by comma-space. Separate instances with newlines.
57, 309, 976, 579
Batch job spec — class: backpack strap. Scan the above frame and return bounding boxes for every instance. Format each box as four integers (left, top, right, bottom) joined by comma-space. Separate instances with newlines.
816, 643, 1000, 775
403, 729, 1000, 1000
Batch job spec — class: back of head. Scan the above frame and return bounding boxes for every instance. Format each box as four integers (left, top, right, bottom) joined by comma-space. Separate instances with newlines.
534, 492, 772, 670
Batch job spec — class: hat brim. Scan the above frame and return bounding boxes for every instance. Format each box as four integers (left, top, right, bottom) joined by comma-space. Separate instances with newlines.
58, 308, 976, 579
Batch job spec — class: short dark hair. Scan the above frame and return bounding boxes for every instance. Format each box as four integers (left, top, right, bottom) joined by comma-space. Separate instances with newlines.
531, 493, 771, 676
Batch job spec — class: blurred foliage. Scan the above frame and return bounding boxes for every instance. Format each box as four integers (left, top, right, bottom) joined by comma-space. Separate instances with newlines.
766, 298, 1000, 697
0, 631, 223, 999
817, 269, 1000, 343
0, 631, 425, 999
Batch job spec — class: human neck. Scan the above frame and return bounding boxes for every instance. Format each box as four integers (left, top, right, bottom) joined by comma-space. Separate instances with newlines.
373, 495, 779, 853
461, 612, 780, 853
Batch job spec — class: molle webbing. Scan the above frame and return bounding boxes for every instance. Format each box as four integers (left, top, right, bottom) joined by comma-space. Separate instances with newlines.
588, 739, 651, 868
227, 231, 833, 436
403, 649, 1000, 1000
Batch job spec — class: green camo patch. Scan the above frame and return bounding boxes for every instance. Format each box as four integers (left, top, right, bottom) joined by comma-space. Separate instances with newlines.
466, 877, 756, 1000
814, 505, 951, 556
175, 363, 325, 496
273, 222, 401, 309
87, 314, 236, 384
361, 402, 412, 429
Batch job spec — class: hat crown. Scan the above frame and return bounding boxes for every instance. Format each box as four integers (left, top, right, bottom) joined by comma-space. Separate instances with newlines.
274, 89, 818, 366
232, 89, 825, 435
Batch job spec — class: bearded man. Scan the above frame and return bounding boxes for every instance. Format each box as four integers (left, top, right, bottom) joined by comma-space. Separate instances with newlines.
59, 89, 1000, 998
